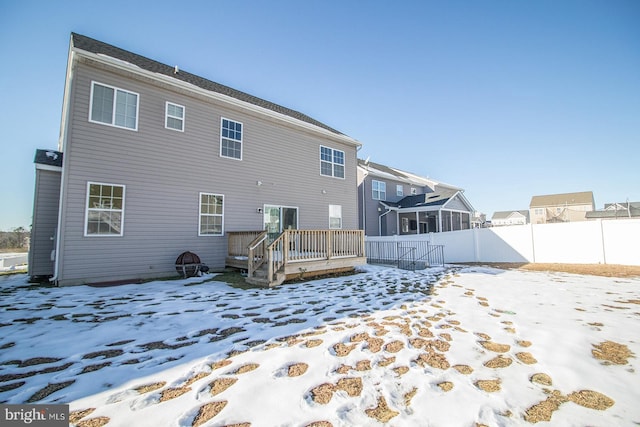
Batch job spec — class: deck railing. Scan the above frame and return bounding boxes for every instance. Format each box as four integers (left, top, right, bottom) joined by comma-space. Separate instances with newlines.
228, 229, 365, 285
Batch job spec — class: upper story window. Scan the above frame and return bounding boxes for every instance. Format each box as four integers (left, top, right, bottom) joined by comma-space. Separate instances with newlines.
199, 193, 224, 236
396, 185, 403, 197
410, 187, 417, 195
85, 182, 125, 236
320, 146, 345, 179
220, 118, 243, 160
372, 180, 386, 200
90, 82, 138, 130
165, 102, 185, 131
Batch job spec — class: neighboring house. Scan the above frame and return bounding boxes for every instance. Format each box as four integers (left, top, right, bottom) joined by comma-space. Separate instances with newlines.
357, 159, 474, 236
529, 191, 595, 224
491, 210, 529, 226
29, 33, 362, 286
586, 202, 640, 220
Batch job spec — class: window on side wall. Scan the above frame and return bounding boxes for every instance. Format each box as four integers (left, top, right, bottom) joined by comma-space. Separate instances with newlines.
372, 180, 386, 200
320, 146, 345, 178
199, 193, 224, 236
220, 118, 242, 160
329, 205, 342, 229
85, 182, 125, 236
90, 81, 139, 130
165, 102, 185, 131
397, 185, 403, 197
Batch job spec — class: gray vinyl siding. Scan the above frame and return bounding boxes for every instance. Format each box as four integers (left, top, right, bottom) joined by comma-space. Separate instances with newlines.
28, 168, 61, 277
56, 58, 358, 285
446, 196, 468, 211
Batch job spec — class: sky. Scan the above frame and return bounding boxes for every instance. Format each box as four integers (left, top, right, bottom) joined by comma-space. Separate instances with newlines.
1, 0, 639, 230
1, 266, 638, 425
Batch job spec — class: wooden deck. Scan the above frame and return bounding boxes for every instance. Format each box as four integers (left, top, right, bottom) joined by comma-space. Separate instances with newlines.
226, 230, 367, 286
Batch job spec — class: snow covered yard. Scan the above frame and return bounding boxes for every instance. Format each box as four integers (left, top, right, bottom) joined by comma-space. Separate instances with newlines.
0, 265, 638, 426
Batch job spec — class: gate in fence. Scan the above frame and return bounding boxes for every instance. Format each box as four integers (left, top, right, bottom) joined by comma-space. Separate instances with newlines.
366, 240, 445, 271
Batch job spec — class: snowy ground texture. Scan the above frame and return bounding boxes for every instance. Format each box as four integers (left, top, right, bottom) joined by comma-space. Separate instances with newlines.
1, 265, 639, 427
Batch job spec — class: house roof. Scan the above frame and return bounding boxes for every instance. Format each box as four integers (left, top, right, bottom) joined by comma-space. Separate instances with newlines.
383, 189, 460, 209
357, 158, 461, 191
71, 33, 346, 137
530, 191, 594, 208
586, 202, 640, 219
492, 210, 530, 220
34, 149, 63, 167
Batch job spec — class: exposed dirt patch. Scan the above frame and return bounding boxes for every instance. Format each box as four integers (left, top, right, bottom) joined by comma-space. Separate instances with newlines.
192, 400, 227, 427
475, 379, 501, 392
27, 380, 75, 402
524, 390, 568, 423
185, 372, 210, 386
393, 366, 410, 376
437, 381, 454, 392
304, 339, 323, 348
452, 364, 473, 375
211, 359, 232, 370
160, 386, 191, 402
384, 340, 404, 353
592, 341, 634, 365
209, 377, 238, 396
76, 416, 110, 427
69, 408, 95, 423
336, 377, 363, 397
530, 373, 553, 386
355, 360, 372, 371
305, 422, 333, 427
135, 382, 166, 394
516, 352, 538, 364
462, 262, 640, 278
484, 355, 513, 368
234, 363, 259, 374
517, 340, 532, 347
365, 395, 399, 423
414, 350, 450, 369
567, 390, 615, 410
404, 387, 418, 406
479, 341, 510, 353
288, 363, 309, 377
311, 383, 335, 404
333, 342, 357, 357
377, 356, 396, 367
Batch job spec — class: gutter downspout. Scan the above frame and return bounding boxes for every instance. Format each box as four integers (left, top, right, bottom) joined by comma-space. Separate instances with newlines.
379, 205, 392, 236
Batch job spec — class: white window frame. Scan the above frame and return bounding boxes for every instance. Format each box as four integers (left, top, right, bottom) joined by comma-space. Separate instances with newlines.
329, 205, 342, 229
199, 193, 225, 236
410, 187, 418, 195
319, 146, 345, 179
372, 180, 386, 200
84, 182, 125, 237
89, 81, 139, 131
396, 185, 403, 197
220, 117, 243, 160
165, 102, 185, 132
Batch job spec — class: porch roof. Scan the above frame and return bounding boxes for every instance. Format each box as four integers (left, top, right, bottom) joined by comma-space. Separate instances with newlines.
382, 189, 458, 209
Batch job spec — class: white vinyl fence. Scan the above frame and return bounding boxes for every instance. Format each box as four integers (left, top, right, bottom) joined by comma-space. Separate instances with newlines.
365, 218, 640, 266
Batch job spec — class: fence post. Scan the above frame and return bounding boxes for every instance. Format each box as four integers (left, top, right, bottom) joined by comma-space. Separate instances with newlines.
599, 219, 607, 264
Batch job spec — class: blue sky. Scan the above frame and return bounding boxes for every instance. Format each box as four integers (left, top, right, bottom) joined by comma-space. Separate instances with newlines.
1, 0, 639, 230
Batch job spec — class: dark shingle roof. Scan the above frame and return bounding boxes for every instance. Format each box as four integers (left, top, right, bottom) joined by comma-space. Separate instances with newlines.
34, 149, 63, 167
71, 33, 344, 136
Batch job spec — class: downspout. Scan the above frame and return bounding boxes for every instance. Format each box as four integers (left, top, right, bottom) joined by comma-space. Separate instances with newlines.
378, 205, 392, 236
51, 37, 75, 285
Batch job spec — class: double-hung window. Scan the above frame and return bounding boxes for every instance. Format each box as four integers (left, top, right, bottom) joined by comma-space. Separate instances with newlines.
320, 146, 345, 178
372, 180, 386, 200
329, 205, 342, 229
165, 102, 185, 131
89, 82, 139, 130
85, 182, 125, 236
397, 185, 403, 197
199, 193, 224, 236
220, 118, 242, 160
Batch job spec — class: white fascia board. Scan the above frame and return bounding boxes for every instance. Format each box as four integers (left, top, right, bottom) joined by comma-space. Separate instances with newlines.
35, 163, 63, 172
442, 191, 474, 212
73, 48, 361, 148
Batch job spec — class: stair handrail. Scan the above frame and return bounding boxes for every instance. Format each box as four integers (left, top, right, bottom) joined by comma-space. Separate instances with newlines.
266, 231, 286, 284
247, 231, 268, 278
